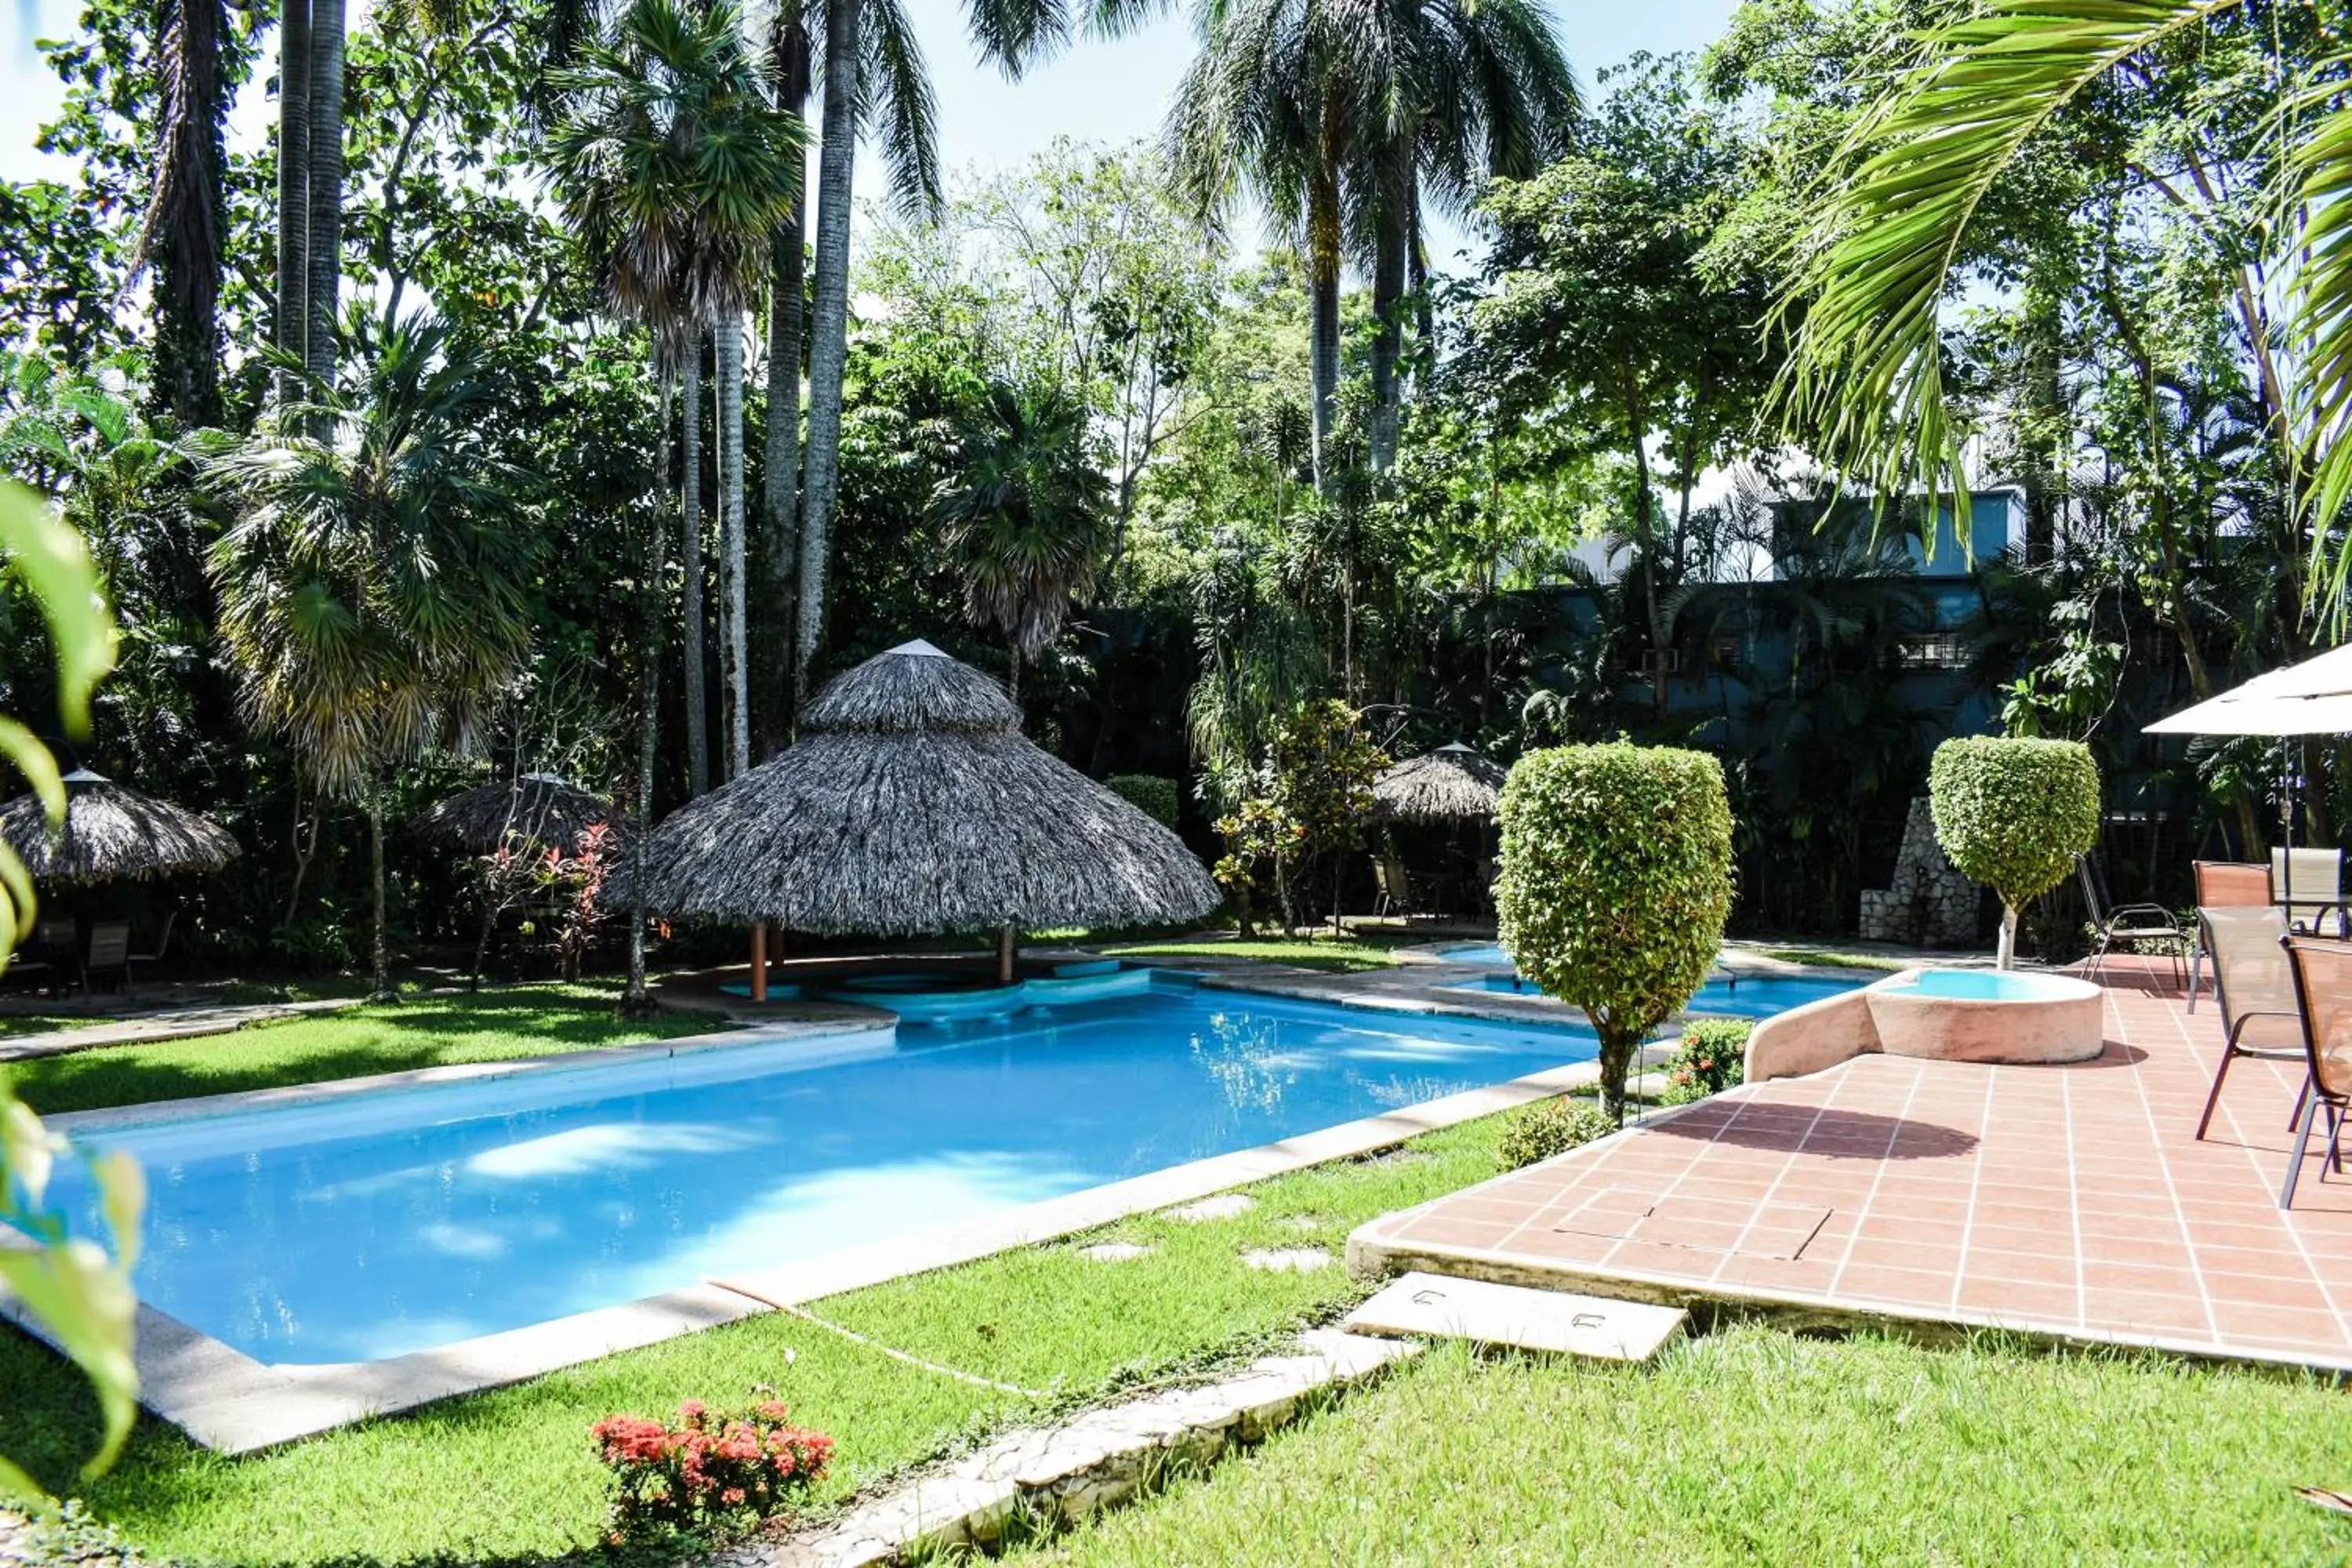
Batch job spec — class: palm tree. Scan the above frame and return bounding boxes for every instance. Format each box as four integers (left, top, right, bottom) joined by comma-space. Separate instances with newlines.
208, 319, 539, 1000
931, 379, 1112, 698
138, 0, 230, 427
274, 0, 309, 405
1778, 0, 2352, 596
549, 0, 804, 786
794, 0, 1038, 706
546, 0, 804, 999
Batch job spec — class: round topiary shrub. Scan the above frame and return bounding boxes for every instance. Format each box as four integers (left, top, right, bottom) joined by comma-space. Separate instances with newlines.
1497, 742, 1735, 1121
1928, 736, 2100, 969
1497, 1095, 1617, 1170
1105, 773, 1181, 828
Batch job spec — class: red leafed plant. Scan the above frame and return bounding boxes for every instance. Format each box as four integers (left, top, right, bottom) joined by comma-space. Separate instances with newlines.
590, 1399, 833, 1541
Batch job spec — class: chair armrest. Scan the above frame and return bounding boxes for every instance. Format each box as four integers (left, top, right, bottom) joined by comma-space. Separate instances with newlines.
2106, 902, 2182, 927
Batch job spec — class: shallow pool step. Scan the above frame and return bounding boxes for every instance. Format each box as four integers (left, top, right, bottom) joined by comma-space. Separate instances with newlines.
1343, 1270, 1687, 1363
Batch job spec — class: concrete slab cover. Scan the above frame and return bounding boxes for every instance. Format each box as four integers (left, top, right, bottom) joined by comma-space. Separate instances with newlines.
1345, 1271, 1688, 1363
1551, 1189, 1833, 1260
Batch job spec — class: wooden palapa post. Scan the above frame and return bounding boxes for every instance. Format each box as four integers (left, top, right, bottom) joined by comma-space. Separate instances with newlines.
750, 921, 768, 1001
996, 924, 1018, 987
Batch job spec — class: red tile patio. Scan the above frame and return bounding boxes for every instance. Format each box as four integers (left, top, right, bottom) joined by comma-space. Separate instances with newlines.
1348, 956, 2352, 1371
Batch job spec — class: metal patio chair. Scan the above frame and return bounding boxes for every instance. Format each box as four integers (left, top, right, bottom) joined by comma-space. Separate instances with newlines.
2077, 855, 2186, 987
2197, 906, 2309, 1142
2279, 937, 2352, 1209
2188, 860, 2273, 1011
2271, 847, 2348, 936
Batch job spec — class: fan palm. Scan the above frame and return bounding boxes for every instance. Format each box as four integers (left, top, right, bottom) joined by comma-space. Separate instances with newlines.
931, 379, 1111, 698
207, 320, 539, 1000
1780, 0, 2352, 597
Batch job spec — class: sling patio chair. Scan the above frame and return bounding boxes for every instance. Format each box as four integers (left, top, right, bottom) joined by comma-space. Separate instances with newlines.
2196, 906, 2310, 1143
2188, 859, 2274, 1012
2270, 846, 2348, 936
2078, 855, 2186, 988
2278, 937, 2352, 1209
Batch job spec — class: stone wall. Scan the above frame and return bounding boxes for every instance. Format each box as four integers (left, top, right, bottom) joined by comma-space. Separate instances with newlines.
1857, 797, 1980, 946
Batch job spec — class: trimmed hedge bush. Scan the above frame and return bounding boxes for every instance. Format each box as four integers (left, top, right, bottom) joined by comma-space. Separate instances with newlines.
1497, 742, 1735, 1120
1929, 737, 2100, 968
1498, 1095, 1617, 1170
1105, 773, 1181, 828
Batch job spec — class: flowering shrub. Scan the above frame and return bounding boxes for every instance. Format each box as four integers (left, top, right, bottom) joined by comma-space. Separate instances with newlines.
1661, 1019, 1751, 1106
590, 1399, 833, 1541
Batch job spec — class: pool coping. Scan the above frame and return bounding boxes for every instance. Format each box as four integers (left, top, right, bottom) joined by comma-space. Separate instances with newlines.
1, 977, 1625, 1455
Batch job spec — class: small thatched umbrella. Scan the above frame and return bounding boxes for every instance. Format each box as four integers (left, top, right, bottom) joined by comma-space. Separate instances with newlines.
0, 768, 240, 884
631, 639, 1220, 993
1372, 742, 1505, 919
1374, 742, 1506, 822
420, 772, 619, 855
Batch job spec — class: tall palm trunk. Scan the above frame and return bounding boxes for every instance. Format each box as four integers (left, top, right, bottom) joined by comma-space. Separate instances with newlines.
681, 339, 710, 794
1367, 164, 1410, 472
717, 314, 750, 779
759, 27, 809, 754
149, 0, 227, 427
624, 379, 670, 1017
274, 0, 310, 405
368, 780, 391, 1000
1306, 154, 1341, 494
796, 0, 863, 702
303, 0, 346, 392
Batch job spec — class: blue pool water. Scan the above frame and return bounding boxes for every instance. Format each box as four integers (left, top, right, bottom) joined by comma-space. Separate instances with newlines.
45, 983, 1624, 1365
1446, 972, 1857, 1018
1875, 968, 2074, 1001
1442, 942, 1514, 969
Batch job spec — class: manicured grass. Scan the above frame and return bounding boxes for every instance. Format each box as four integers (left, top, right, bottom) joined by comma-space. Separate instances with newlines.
1013, 1331, 2352, 1566
0, 983, 720, 1116
0, 1119, 1507, 1566
1102, 937, 1403, 974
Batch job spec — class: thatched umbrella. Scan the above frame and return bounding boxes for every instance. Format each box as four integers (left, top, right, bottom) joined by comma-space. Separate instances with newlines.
631, 639, 1219, 993
1374, 742, 1505, 822
0, 768, 239, 884
420, 772, 619, 854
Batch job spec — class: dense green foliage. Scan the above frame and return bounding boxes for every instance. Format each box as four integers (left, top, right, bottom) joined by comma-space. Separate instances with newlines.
1103, 774, 1181, 827
1929, 737, 2101, 967
1661, 1017, 1751, 1105
1495, 1094, 1614, 1168
1497, 743, 1734, 1118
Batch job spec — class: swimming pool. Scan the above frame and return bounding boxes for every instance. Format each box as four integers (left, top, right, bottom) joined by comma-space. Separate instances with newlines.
44, 982, 1621, 1366
1446, 972, 1860, 1018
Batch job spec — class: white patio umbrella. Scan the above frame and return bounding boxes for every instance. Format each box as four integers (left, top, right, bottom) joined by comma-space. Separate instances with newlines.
2145, 644, 2352, 911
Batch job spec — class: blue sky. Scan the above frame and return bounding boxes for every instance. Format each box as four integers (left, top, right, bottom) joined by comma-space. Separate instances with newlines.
1, 0, 1740, 191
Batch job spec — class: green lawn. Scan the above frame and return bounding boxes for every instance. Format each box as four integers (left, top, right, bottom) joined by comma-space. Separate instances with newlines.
1101, 936, 1404, 974
0, 984, 720, 1116
1012, 1331, 2352, 1566
0, 1119, 1506, 1566
1742, 944, 1907, 971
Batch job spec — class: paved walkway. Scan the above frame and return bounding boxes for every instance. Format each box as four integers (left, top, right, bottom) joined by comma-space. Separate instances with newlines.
1352, 956, 2352, 1372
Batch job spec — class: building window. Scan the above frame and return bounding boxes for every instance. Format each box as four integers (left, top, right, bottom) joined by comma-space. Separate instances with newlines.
1897, 633, 1966, 670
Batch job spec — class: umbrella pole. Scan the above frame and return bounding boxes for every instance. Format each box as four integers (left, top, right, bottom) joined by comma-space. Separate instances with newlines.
750, 921, 768, 1002
996, 925, 1018, 987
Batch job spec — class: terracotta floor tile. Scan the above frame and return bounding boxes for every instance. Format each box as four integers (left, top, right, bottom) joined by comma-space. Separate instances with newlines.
2078, 1260, 2200, 1297
1955, 1277, 2079, 1324
1834, 1265, 1954, 1306
2080, 1290, 2213, 1336
2201, 1271, 2336, 1309
1965, 1224, 2078, 1259
1838, 1238, 1964, 1276
1964, 1249, 2076, 1287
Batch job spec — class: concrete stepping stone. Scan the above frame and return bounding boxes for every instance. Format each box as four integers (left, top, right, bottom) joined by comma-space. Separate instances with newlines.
1241, 1247, 1332, 1272
1078, 1242, 1152, 1262
1344, 1271, 1686, 1363
1162, 1192, 1254, 1222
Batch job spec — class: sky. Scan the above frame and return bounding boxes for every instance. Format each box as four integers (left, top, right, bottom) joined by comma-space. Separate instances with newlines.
0, 0, 1741, 199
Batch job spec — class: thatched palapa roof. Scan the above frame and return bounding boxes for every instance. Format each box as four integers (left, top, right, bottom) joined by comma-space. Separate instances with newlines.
1374, 742, 1506, 822
630, 640, 1219, 933
421, 772, 620, 855
0, 768, 241, 885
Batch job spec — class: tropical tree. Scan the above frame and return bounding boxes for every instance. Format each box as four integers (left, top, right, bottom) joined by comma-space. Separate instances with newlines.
137, 0, 234, 426
794, 0, 1048, 705
208, 318, 539, 999
931, 378, 1112, 696
1777, 0, 2352, 599
548, 0, 804, 795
